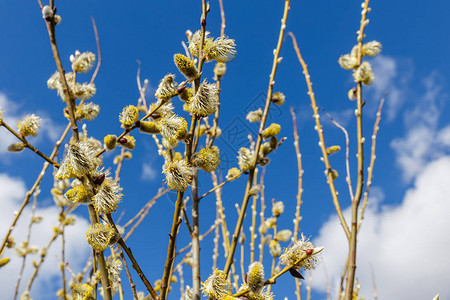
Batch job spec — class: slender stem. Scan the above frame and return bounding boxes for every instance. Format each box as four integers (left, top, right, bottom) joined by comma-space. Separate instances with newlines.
191, 170, 201, 300
224, 0, 291, 276
182, 204, 194, 235
13, 191, 39, 300
197, 171, 243, 201
322, 110, 354, 201
110, 248, 125, 300
118, 248, 138, 300
344, 2, 371, 299
89, 17, 102, 85
218, 0, 226, 36
258, 168, 266, 263
358, 95, 385, 232
87, 205, 112, 300
40, 4, 79, 140
1, 122, 59, 167
250, 169, 258, 264
288, 32, 350, 239
160, 2, 209, 297
0, 123, 70, 256
25, 232, 59, 293
160, 192, 184, 300
61, 209, 68, 300
39, 2, 113, 298
290, 106, 304, 299
306, 270, 312, 300
114, 147, 127, 181
106, 214, 159, 300
212, 209, 220, 270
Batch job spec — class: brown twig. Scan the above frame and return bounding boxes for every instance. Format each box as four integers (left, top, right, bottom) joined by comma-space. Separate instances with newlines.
322, 109, 354, 201
290, 107, 304, 300
357, 94, 385, 232
344, 2, 371, 298
224, 0, 291, 276
118, 247, 139, 300
288, 31, 350, 239
89, 17, 102, 85
0, 123, 70, 256
0, 121, 59, 167
107, 214, 159, 300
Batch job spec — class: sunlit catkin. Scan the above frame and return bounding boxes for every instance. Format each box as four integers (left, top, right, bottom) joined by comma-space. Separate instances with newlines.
162, 160, 193, 192
247, 262, 265, 293
201, 269, 232, 299
193, 146, 220, 173
86, 222, 115, 252
119, 105, 139, 128
188, 80, 218, 117
17, 114, 41, 137
92, 176, 123, 214
174, 54, 199, 79
155, 74, 178, 100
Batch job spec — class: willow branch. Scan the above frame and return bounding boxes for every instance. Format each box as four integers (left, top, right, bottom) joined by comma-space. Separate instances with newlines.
89, 17, 102, 85
107, 214, 159, 300
344, 1, 371, 299
0, 123, 70, 256
0, 121, 59, 167
224, 0, 291, 276
288, 32, 350, 239
322, 109, 354, 201
357, 94, 385, 232
197, 171, 243, 201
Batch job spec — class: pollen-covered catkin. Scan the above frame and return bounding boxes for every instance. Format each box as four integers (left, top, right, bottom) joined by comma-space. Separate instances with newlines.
174, 54, 199, 79
17, 114, 41, 137
119, 105, 139, 128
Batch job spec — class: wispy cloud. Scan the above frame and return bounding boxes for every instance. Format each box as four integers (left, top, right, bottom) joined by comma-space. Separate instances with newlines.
312, 71, 450, 299
391, 73, 449, 183
142, 162, 158, 181
0, 92, 65, 155
312, 156, 450, 299
0, 173, 90, 299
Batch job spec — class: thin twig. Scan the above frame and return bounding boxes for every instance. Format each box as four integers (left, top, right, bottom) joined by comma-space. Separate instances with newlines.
191, 169, 201, 300
13, 190, 40, 300
322, 109, 354, 201
89, 17, 102, 85
60, 208, 68, 300
288, 31, 350, 239
224, 0, 291, 276
0, 121, 59, 167
344, 2, 371, 299
118, 247, 139, 300
250, 168, 258, 264
197, 171, 243, 201
107, 214, 159, 300
358, 94, 386, 232
258, 168, 266, 263
0, 123, 70, 256
160, 2, 209, 298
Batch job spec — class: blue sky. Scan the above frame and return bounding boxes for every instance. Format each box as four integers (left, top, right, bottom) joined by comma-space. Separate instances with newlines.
1, 1, 450, 299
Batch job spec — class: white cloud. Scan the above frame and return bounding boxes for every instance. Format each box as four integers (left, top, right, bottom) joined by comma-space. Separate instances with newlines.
391, 73, 449, 182
312, 156, 450, 300
312, 70, 450, 299
142, 162, 158, 181
366, 55, 407, 121
0, 173, 90, 299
